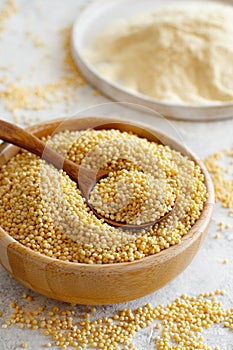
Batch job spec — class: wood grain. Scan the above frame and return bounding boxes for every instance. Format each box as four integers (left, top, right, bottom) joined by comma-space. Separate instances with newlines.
0, 117, 214, 305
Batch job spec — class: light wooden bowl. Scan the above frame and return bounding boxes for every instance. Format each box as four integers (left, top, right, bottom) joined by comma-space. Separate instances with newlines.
0, 117, 214, 305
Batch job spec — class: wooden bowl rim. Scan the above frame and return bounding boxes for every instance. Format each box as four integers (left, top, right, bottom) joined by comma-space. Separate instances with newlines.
0, 117, 214, 270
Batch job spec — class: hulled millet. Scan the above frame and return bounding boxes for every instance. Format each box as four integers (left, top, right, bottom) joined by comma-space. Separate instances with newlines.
205, 148, 233, 242
0, 128, 207, 264
1, 289, 232, 349
205, 149, 233, 210
0, 0, 17, 33
0, 20, 86, 122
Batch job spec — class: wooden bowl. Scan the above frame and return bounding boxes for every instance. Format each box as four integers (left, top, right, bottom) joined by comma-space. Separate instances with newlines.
0, 117, 214, 305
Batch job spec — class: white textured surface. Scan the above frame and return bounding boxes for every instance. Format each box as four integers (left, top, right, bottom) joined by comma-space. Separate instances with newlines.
0, 1, 233, 349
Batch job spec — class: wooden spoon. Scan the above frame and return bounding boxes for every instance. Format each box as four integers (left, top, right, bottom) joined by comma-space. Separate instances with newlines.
0, 120, 175, 229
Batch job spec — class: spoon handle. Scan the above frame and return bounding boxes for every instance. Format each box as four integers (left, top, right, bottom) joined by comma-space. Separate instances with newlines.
0, 120, 107, 200
0, 120, 66, 169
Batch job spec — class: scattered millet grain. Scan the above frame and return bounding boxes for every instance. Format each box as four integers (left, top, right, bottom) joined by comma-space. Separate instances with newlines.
0, 0, 17, 33
0, 128, 207, 264
205, 149, 233, 210
32, 36, 45, 48
205, 148, 233, 242
1, 290, 233, 349
0, 26, 85, 121
92, 89, 102, 96
218, 222, 225, 233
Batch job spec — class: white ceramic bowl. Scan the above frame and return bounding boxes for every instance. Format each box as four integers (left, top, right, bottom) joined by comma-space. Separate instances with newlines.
71, 0, 233, 121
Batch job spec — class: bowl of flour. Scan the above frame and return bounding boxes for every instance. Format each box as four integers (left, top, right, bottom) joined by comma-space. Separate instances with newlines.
71, 0, 233, 121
